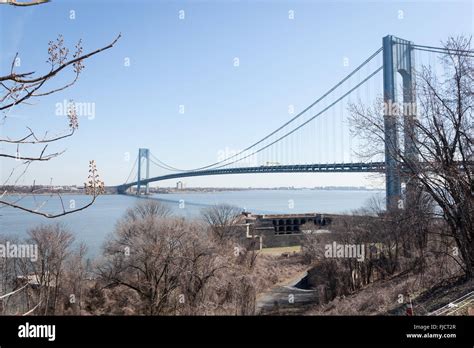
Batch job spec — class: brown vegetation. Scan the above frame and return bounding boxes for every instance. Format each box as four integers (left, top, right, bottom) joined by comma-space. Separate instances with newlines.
294, 36, 473, 315
350, 36, 473, 277
1, 201, 305, 315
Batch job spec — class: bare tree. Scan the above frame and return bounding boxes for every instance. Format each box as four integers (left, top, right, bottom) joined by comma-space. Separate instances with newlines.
95, 201, 261, 315
201, 204, 242, 242
98, 202, 220, 314
350, 36, 474, 278
1, 33, 120, 217
63, 243, 88, 314
124, 199, 172, 221
26, 224, 74, 314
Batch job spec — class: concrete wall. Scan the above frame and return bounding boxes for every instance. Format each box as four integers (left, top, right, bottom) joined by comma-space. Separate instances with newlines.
263, 233, 303, 248
258, 228, 303, 248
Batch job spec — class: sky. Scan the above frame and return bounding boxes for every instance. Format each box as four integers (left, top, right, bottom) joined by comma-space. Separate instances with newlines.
0, 0, 473, 188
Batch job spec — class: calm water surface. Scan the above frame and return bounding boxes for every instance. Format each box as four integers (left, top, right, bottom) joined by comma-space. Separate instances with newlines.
0, 189, 384, 256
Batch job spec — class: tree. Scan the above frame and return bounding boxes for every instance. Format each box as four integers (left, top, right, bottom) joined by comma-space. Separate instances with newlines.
96, 200, 258, 315
99, 201, 212, 314
350, 36, 474, 277
26, 224, 74, 315
123, 199, 171, 221
201, 204, 242, 242
1, 33, 120, 217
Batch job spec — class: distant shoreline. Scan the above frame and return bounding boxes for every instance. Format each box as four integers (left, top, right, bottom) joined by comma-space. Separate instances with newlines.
3, 187, 384, 196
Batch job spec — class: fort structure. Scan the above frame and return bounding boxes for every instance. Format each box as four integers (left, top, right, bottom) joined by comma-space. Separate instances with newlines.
239, 212, 335, 249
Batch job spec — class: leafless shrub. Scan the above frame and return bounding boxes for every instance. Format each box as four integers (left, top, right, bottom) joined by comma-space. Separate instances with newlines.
124, 199, 172, 221
95, 201, 258, 315
201, 204, 243, 243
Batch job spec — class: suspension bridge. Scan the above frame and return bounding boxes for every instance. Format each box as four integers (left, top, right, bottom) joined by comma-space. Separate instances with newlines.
116, 35, 471, 211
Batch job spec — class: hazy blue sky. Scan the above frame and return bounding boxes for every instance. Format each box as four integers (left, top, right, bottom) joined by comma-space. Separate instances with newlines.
1, 0, 472, 188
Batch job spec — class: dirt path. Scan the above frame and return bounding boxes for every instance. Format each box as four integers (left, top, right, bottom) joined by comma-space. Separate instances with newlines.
256, 270, 318, 315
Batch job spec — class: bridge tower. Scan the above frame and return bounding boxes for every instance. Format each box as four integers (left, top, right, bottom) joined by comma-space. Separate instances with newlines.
383, 35, 417, 211
137, 148, 150, 195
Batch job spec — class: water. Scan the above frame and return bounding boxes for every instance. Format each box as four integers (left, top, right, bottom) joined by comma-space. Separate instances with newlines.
0, 189, 384, 256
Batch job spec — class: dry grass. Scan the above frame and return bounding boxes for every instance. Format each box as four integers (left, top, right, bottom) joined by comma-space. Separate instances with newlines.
252, 253, 307, 295
259, 246, 301, 256
304, 255, 471, 316
305, 271, 421, 315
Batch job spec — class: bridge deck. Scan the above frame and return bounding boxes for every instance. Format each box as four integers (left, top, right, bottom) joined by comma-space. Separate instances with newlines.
117, 162, 385, 192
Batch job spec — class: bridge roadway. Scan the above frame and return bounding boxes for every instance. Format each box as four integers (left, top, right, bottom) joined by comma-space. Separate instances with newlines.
117, 162, 386, 193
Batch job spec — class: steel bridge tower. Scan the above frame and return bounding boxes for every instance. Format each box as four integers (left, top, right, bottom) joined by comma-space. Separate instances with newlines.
137, 148, 150, 195
383, 35, 417, 211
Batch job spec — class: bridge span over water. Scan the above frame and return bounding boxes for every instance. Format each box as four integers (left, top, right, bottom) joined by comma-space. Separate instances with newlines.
116, 35, 468, 211
117, 162, 385, 194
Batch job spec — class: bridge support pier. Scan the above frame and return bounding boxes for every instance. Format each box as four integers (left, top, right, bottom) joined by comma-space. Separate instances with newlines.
137, 148, 150, 195
383, 35, 417, 211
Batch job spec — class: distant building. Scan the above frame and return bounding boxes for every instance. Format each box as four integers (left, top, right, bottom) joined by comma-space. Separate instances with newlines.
239, 212, 333, 249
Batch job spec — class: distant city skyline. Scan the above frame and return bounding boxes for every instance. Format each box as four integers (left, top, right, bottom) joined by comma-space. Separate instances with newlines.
1, 0, 472, 188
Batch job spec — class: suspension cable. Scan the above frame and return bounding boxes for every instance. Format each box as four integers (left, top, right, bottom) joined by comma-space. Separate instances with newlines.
412, 46, 474, 58
139, 42, 472, 176
149, 157, 179, 171
149, 154, 184, 172
209, 66, 383, 170
124, 157, 138, 184
412, 43, 474, 54
149, 47, 383, 172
